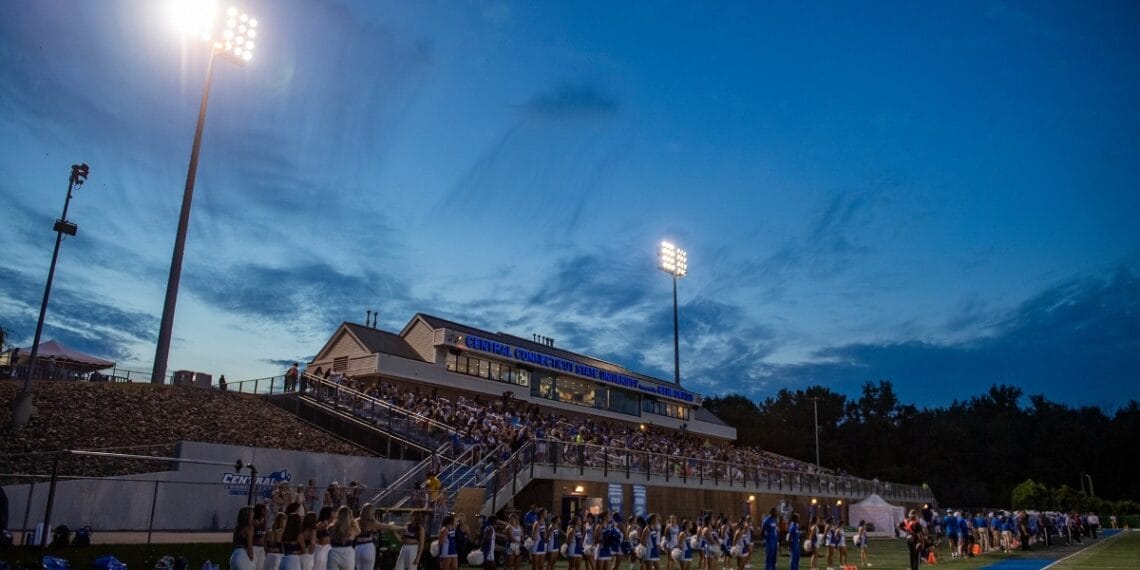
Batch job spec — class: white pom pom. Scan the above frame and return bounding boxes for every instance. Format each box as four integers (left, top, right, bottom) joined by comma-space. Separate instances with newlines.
730, 546, 742, 558
430, 540, 440, 557
524, 538, 534, 551
688, 537, 699, 549
670, 548, 682, 561
635, 545, 647, 559
560, 544, 568, 558
803, 539, 813, 552
467, 551, 484, 566
509, 543, 520, 555
709, 546, 722, 557
583, 545, 594, 557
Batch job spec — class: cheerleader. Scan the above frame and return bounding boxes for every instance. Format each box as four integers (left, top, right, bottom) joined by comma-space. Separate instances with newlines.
300, 512, 317, 570
252, 505, 268, 570
787, 514, 801, 570
594, 513, 618, 570
546, 515, 561, 570
643, 515, 661, 570
739, 517, 752, 570
313, 508, 334, 570
265, 513, 287, 570
664, 516, 679, 570
854, 520, 869, 568
505, 513, 522, 570
567, 517, 583, 570
530, 509, 549, 570
836, 521, 848, 568
720, 520, 732, 570
696, 517, 709, 570
824, 518, 837, 570
811, 517, 825, 570
355, 504, 381, 570
624, 516, 638, 570
281, 513, 306, 570
678, 520, 694, 570
732, 522, 747, 570
480, 515, 498, 570
378, 509, 423, 570
438, 514, 459, 570
582, 514, 596, 570
327, 506, 359, 570
230, 507, 256, 570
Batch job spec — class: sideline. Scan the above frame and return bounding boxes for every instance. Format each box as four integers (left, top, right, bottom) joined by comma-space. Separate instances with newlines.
1038, 529, 1126, 570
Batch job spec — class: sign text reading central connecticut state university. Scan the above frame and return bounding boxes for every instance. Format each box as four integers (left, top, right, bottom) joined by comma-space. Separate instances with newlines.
463, 334, 696, 403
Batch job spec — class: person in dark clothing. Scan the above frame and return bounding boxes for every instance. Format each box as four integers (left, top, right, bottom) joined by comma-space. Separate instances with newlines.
901, 510, 924, 570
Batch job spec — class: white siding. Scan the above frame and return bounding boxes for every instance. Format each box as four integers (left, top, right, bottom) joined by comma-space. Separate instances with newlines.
403, 319, 436, 362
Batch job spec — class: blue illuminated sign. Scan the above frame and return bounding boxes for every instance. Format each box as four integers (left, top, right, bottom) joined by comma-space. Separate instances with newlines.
463, 334, 697, 403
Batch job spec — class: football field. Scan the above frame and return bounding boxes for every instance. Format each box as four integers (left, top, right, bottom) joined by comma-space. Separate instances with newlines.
1045, 529, 1138, 569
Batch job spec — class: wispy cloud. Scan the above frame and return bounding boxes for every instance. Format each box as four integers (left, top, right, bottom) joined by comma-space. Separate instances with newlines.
522, 83, 618, 119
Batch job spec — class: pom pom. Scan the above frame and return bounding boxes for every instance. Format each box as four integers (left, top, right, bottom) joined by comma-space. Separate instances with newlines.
635, 545, 647, 559
670, 548, 682, 562
430, 540, 440, 557
467, 551, 484, 566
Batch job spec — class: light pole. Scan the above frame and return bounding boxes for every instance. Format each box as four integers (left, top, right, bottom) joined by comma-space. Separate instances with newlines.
1084, 473, 1095, 497
658, 241, 688, 386
152, 4, 258, 384
11, 164, 90, 428
812, 396, 821, 468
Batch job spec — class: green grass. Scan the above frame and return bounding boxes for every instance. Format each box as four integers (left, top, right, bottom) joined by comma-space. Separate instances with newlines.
1, 533, 1130, 570
0, 543, 233, 570
1049, 530, 1140, 569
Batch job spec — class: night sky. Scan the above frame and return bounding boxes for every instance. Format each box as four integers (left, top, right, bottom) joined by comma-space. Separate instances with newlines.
1, 1, 1137, 409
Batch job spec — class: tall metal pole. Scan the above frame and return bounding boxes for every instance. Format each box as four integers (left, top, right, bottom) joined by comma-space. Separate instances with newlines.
812, 397, 821, 469
672, 273, 680, 385
152, 50, 218, 384
1085, 474, 1095, 497
11, 164, 88, 428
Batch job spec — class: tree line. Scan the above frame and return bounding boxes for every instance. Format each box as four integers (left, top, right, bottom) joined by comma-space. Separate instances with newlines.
703, 382, 1140, 510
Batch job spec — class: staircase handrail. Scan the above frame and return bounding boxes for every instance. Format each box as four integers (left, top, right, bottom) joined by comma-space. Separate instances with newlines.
302, 373, 458, 436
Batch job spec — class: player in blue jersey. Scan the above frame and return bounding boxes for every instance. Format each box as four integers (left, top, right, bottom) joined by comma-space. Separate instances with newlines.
787, 514, 801, 570
761, 508, 778, 570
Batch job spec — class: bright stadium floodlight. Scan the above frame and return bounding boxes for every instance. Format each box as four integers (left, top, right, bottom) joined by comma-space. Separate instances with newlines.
658, 241, 688, 385
152, 2, 260, 385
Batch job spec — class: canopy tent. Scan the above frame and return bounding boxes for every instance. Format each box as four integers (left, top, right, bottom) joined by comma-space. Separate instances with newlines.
848, 493, 905, 536
3, 340, 115, 379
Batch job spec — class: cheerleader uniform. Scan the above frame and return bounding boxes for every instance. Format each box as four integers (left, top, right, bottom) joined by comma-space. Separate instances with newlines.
253, 527, 267, 570
328, 535, 356, 570
230, 528, 255, 570
646, 529, 660, 562
595, 524, 617, 562
666, 525, 679, 551
533, 524, 548, 556
741, 527, 751, 558
582, 523, 594, 556
313, 527, 332, 570
570, 527, 584, 558
395, 523, 421, 570
509, 525, 522, 556
355, 530, 376, 570
836, 527, 847, 551
264, 534, 284, 570
282, 541, 304, 570
440, 528, 458, 559
680, 533, 692, 563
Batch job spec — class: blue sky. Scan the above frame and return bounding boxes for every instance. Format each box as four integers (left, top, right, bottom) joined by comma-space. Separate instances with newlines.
2, 0, 1138, 409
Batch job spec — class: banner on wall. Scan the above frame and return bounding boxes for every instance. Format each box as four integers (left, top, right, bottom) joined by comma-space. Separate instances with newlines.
608, 483, 623, 514
633, 485, 647, 517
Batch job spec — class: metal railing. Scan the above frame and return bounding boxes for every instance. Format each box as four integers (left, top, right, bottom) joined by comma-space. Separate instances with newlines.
522, 438, 933, 504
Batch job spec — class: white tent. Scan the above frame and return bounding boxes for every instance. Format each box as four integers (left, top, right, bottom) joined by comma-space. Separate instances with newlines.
848, 494, 905, 536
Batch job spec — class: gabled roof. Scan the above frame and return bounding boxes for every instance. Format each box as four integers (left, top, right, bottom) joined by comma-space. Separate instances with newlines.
410, 312, 676, 388
343, 322, 424, 361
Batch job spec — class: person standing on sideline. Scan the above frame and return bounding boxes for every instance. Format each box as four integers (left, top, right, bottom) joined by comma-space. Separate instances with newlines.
379, 510, 424, 570
761, 508, 778, 570
854, 520, 869, 568
231, 507, 256, 570
787, 513, 801, 570
902, 511, 923, 570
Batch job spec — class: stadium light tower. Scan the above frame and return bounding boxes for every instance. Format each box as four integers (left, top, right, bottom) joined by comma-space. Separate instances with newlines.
658, 241, 688, 386
10, 164, 90, 428
152, 2, 259, 384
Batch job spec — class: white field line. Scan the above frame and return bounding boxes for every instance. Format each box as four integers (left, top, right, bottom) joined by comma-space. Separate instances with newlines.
1040, 530, 1132, 570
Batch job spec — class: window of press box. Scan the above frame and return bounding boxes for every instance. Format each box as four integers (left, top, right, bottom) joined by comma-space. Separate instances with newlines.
447, 352, 529, 387
642, 397, 691, 420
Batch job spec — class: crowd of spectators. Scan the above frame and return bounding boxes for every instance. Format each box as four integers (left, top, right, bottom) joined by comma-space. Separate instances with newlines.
306, 374, 863, 490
